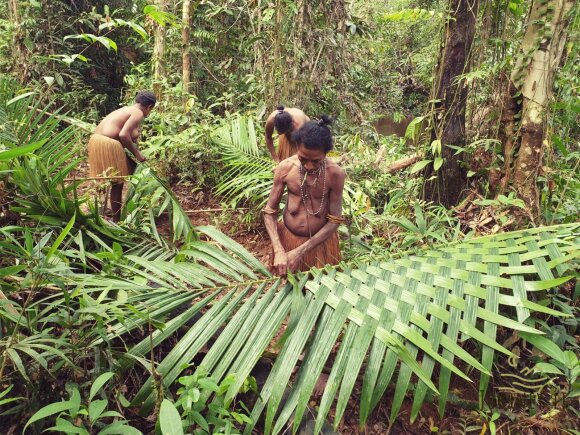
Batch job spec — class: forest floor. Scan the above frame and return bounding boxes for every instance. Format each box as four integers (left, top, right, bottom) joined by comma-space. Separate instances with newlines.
67, 170, 578, 434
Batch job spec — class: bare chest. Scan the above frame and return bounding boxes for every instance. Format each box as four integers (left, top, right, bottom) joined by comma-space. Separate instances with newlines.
286, 169, 329, 200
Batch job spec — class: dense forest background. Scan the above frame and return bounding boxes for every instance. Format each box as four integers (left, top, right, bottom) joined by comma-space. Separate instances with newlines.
0, 0, 578, 434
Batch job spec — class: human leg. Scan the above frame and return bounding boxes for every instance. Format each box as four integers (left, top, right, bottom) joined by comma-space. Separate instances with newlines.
110, 182, 123, 222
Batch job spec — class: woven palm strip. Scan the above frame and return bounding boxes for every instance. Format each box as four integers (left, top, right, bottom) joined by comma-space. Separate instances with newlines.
303, 223, 579, 425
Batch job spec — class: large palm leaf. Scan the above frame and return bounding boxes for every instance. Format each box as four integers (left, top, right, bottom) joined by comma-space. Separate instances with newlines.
79, 222, 579, 432
212, 116, 275, 208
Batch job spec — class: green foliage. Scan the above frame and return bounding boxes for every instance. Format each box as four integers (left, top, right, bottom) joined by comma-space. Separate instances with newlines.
158, 370, 254, 434
388, 201, 464, 247
523, 333, 580, 401
24, 372, 141, 434
213, 116, 273, 210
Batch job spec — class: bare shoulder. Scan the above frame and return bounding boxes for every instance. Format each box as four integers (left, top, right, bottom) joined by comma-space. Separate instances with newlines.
326, 159, 346, 181
288, 107, 308, 120
274, 156, 297, 179
127, 106, 144, 120
266, 109, 279, 122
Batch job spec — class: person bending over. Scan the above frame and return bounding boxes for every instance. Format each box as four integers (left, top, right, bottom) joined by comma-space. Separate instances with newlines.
263, 116, 345, 275
265, 105, 309, 162
88, 90, 156, 222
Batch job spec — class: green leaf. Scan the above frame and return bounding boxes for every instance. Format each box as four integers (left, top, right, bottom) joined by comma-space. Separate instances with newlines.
410, 159, 432, 174
159, 399, 184, 435
98, 420, 142, 435
46, 418, 90, 434
45, 213, 76, 262
0, 140, 46, 161
89, 372, 115, 401
6, 91, 36, 105
433, 157, 444, 171
24, 400, 76, 431
520, 332, 566, 363
89, 399, 108, 423
191, 410, 209, 432
533, 362, 563, 375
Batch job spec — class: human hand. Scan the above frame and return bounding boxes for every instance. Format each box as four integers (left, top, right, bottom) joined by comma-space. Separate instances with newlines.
287, 248, 303, 273
272, 250, 288, 276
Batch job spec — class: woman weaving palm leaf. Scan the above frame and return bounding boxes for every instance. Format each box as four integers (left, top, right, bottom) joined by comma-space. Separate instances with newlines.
263, 116, 346, 274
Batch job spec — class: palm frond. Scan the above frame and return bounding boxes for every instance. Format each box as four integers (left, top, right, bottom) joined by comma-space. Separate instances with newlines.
87, 223, 579, 433
212, 116, 274, 208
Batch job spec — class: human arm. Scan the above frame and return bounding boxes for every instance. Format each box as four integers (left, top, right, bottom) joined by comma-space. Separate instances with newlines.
286, 167, 346, 272
265, 112, 279, 162
118, 112, 146, 162
263, 163, 289, 275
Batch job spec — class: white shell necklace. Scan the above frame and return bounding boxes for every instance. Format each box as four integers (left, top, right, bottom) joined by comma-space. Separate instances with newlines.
299, 159, 327, 216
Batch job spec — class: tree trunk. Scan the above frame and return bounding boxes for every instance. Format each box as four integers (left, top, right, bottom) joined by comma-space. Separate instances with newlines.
152, 0, 167, 99
182, 0, 192, 97
8, 0, 26, 82
510, 0, 574, 219
498, 79, 519, 193
423, 0, 479, 207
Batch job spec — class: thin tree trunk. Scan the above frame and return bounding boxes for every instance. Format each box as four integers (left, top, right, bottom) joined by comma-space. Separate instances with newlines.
423, 0, 480, 207
153, 0, 167, 99
8, 0, 26, 82
511, 0, 574, 218
498, 79, 519, 193
182, 0, 192, 97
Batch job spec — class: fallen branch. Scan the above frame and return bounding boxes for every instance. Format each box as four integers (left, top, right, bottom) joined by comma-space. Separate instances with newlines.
386, 154, 421, 173
372, 146, 386, 169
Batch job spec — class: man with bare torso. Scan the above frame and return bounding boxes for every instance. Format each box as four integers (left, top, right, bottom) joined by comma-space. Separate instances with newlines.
89, 90, 156, 222
263, 116, 345, 274
265, 105, 309, 162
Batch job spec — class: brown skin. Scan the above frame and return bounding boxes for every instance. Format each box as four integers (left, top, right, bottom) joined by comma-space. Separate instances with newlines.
264, 107, 309, 162
94, 103, 154, 221
264, 145, 346, 275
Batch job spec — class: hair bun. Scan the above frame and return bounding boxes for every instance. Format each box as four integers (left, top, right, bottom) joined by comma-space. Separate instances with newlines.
276, 104, 285, 112
318, 115, 333, 127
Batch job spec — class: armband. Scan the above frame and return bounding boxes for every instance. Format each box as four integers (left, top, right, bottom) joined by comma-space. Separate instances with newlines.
262, 205, 279, 215
326, 214, 345, 225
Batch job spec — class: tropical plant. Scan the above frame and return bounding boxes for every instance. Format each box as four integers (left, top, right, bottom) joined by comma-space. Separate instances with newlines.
84, 221, 578, 434
388, 201, 464, 247
523, 332, 580, 402
157, 369, 254, 434
212, 116, 274, 209
23, 372, 141, 434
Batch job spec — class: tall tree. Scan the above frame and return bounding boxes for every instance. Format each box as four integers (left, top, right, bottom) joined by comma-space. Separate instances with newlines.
8, 0, 26, 82
423, 0, 480, 207
182, 0, 192, 97
509, 0, 575, 219
152, 0, 167, 99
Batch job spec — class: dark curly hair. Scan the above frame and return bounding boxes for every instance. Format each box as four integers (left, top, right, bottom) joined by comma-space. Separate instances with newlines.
291, 115, 334, 153
274, 105, 293, 134
135, 90, 156, 107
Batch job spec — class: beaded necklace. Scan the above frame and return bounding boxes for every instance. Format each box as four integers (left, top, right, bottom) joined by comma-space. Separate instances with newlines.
299, 159, 327, 216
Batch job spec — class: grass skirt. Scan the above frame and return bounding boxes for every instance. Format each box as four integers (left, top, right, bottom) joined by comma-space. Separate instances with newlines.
275, 220, 341, 272
88, 134, 135, 183
277, 134, 296, 161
